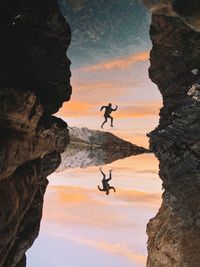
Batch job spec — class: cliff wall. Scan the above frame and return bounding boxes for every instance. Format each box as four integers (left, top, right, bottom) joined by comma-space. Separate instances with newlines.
0, 1, 71, 266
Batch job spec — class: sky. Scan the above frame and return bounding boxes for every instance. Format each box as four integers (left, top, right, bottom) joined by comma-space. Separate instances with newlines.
56, 0, 162, 148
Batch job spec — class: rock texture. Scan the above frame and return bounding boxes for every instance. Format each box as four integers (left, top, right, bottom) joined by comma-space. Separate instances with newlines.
0, 1, 71, 266
69, 127, 148, 150
142, 0, 200, 31
57, 127, 148, 170
146, 14, 200, 267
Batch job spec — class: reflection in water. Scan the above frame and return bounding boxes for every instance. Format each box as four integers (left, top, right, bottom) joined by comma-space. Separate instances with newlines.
27, 154, 161, 267
98, 168, 116, 195
57, 143, 148, 171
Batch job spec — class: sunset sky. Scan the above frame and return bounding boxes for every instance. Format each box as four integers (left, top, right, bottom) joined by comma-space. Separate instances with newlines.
56, 0, 162, 148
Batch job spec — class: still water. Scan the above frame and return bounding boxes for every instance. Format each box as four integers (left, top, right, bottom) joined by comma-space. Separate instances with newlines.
27, 154, 161, 267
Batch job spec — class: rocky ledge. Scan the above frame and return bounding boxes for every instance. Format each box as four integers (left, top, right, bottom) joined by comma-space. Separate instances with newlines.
0, 1, 71, 266
57, 127, 148, 170
144, 12, 200, 267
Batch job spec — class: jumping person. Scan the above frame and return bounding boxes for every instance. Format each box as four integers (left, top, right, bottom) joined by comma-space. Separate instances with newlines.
100, 103, 118, 129
98, 167, 116, 195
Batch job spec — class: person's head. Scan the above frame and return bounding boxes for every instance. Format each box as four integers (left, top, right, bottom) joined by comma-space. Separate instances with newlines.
108, 103, 112, 107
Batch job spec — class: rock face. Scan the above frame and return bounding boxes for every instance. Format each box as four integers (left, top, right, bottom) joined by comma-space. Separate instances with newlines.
57, 127, 148, 170
69, 127, 148, 150
142, 0, 200, 31
0, 1, 71, 266
146, 14, 200, 267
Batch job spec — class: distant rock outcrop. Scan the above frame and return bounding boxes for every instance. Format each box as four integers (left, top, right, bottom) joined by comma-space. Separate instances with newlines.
0, 1, 71, 266
145, 13, 200, 267
57, 127, 148, 170
69, 127, 148, 150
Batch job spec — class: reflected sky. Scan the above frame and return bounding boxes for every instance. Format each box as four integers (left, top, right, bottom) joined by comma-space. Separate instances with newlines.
27, 154, 162, 267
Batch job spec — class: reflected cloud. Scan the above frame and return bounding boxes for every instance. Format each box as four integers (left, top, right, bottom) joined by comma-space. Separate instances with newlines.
57, 144, 146, 171
117, 189, 160, 205
52, 232, 146, 266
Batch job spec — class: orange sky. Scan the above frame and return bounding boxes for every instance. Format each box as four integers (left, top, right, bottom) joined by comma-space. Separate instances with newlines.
57, 51, 162, 148
80, 51, 149, 71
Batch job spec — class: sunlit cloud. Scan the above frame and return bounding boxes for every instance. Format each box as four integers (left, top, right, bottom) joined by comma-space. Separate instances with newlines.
80, 51, 149, 72
43, 183, 161, 236
116, 188, 160, 205
58, 100, 160, 119
115, 102, 160, 118
52, 232, 146, 266
57, 101, 95, 117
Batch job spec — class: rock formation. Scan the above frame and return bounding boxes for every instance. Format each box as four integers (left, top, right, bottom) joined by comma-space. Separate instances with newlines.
57, 127, 148, 170
145, 13, 200, 267
0, 0, 71, 266
142, 0, 200, 31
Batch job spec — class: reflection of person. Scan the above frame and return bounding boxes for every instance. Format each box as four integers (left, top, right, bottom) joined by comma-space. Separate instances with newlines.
100, 103, 118, 129
98, 167, 116, 195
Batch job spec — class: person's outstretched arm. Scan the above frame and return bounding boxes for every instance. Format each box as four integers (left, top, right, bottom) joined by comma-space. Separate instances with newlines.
98, 185, 104, 191
100, 106, 106, 111
112, 105, 118, 111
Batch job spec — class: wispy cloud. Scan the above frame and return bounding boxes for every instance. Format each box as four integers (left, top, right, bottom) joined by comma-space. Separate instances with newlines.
80, 51, 149, 72
52, 232, 146, 266
58, 100, 160, 119
115, 102, 160, 118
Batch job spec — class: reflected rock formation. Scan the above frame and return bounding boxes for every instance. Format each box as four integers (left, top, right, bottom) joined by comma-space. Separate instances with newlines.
0, 0, 71, 266
57, 127, 148, 170
144, 10, 200, 267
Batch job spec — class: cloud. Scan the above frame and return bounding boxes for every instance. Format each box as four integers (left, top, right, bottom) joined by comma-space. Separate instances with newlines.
80, 51, 149, 72
57, 100, 160, 119
57, 101, 95, 118
116, 189, 161, 205
52, 232, 146, 266
115, 102, 160, 118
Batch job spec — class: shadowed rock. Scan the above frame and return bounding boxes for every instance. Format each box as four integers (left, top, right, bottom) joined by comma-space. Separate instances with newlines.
0, 0, 71, 266
146, 14, 200, 267
142, 0, 200, 31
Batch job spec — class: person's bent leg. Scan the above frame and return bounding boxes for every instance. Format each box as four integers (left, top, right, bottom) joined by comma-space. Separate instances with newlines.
106, 171, 112, 182
109, 186, 116, 192
109, 116, 113, 127
101, 117, 107, 129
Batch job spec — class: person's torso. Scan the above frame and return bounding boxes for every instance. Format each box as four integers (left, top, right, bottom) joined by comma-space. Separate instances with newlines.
104, 106, 112, 116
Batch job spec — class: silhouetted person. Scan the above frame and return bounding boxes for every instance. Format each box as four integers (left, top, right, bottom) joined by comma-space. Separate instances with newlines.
100, 103, 118, 129
98, 167, 116, 195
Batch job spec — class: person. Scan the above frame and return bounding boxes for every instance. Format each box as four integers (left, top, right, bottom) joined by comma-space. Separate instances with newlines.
100, 103, 118, 129
98, 167, 116, 195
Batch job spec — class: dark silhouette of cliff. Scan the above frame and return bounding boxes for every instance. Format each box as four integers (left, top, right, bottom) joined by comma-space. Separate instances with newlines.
141, 7, 200, 267
0, 0, 71, 266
